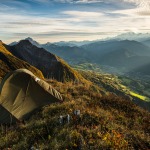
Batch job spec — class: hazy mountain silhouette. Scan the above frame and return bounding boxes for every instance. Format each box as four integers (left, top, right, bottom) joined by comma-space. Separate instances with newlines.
141, 39, 150, 47
82, 40, 150, 72
43, 43, 88, 64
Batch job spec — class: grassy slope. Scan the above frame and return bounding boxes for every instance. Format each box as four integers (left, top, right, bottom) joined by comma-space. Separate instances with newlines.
73, 62, 150, 100
80, 71, 150, 111
58, 58, 86, 83
118, 76, 150, 100
0, 80, 149, 150
0, 42, 44, 79
80, 71, 150, 101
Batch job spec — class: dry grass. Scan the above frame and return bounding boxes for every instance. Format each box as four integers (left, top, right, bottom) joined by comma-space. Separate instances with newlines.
0, 80, 149, 150
0, 43, 44, 79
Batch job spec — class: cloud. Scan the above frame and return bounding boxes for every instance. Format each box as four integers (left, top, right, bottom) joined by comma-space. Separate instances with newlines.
0, 0, 150, 44
14, 31, 114, 36
52, 0, 101, 3
62, 11, 103, 18
11, 30, 119, 44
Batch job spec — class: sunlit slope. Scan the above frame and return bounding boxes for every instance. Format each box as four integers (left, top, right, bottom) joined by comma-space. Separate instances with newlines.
80, 71, 150, 111
9, 40, 85, 82
0, 41, 44, 79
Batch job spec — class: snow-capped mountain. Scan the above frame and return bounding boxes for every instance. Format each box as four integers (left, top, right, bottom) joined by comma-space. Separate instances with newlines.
113, 32, 150, 42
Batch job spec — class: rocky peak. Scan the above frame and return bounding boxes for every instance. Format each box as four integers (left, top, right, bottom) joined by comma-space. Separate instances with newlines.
9, 41, 84, 82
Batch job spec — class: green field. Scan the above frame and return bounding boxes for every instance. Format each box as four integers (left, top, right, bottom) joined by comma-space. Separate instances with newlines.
129, 91, 149, 101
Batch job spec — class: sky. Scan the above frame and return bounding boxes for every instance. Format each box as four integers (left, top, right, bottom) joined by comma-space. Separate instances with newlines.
0, 0, 150, 44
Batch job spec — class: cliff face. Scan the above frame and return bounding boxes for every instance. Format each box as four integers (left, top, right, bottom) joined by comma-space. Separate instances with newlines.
9, 40, 84, 82
0, 41, 44, 79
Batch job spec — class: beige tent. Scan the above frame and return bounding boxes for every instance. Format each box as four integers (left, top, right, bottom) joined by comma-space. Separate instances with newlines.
0, 104, 18, 124
0, 69, 63, 123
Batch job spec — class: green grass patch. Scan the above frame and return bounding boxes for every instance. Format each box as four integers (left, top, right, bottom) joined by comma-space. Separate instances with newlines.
129, 91, 149, 101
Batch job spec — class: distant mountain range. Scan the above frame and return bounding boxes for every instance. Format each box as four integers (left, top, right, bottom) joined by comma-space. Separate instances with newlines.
9, 33, 150, 76
45, 40, 95, 47
42, 43, 88, 64
113, 32, 150, 42
43, 39, 150, 76
9, 37, 96, 47
82, 40, 150, 73
9, 32, 150, 47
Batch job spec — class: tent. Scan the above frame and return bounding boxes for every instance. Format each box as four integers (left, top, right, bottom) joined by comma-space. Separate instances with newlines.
0, 104, 18, 124
0, 69, 63, 123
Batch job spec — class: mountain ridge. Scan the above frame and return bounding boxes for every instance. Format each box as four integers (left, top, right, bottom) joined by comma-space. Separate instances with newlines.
0, 41, 44, 79
8, 39, 85, 82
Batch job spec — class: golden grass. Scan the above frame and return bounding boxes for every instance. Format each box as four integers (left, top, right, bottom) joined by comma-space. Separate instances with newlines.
0, 80, 149, 150
0, 43, 44, 79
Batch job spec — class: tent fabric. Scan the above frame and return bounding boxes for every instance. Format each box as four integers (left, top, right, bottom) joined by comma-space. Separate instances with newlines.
0, 69, 63, 122
0, 105, 18, 124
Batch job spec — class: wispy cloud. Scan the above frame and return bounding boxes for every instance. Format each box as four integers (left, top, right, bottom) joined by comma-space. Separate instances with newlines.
0, 0, 150, 43
62, 11, 103, 17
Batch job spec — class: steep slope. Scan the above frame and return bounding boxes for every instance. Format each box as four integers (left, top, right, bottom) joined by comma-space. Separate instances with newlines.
0, 40, 43, 79
8, 40, 84, 82
80, 71, 150, 111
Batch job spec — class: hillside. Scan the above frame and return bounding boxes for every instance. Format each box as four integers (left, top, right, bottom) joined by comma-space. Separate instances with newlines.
8, 40, 84, 82
80, 71, 150, 111
0, 41, 43, 79
73, 63, 150, 103
0, 80, 149, 149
